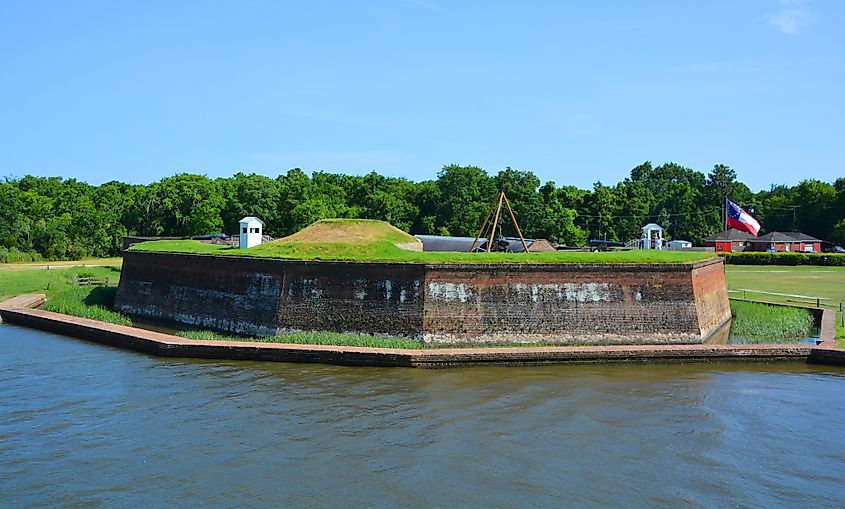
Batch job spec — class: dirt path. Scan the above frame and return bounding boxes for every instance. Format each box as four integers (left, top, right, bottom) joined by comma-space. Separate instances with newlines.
0, 258, 122, 271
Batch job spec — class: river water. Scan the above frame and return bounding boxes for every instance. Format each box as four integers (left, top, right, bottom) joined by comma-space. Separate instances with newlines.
1, 325, 844, 508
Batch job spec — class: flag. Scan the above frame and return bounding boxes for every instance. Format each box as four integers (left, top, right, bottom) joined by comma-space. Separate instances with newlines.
726, 198, 761, 236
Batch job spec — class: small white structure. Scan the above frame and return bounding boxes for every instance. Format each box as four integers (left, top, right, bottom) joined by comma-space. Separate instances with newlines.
239, 217, 265, 249
667, 240, 692, 249
641, 223, 664, 250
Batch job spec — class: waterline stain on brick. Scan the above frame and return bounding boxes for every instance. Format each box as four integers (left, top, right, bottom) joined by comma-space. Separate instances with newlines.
115, 252, 731, 346
426, 282, 473, 303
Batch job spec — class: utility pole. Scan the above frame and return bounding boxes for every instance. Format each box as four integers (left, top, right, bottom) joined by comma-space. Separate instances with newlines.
788, 205, 800, 230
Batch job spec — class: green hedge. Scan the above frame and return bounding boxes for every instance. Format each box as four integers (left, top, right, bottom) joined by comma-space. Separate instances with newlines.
720, 252, 845, 266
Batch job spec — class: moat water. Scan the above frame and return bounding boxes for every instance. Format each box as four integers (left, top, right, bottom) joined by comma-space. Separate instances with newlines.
2, 325, 844, 508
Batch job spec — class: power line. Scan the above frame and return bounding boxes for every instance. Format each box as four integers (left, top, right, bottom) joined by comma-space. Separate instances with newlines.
571, 203, 801, 221
574, 207, 721, 220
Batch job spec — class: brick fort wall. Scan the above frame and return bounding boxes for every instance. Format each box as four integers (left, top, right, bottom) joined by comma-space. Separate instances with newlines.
115, 251, 730, 345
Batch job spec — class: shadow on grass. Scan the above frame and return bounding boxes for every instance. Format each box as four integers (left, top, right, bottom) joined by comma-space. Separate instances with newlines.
83, 286, 119, 308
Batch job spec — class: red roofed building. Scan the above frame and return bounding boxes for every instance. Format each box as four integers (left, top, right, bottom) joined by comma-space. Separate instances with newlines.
750, 232, 822, 252
704, 229, 754, 253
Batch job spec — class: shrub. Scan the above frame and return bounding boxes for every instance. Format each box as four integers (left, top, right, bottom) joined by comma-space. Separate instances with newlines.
0, 247, 43, 263
721, 252, 845, 266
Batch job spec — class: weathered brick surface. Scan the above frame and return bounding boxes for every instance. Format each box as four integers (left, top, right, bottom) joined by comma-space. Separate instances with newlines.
691, 259, 731, 336
116, 252, 285, 336
115, 252, 731, 344
421, 261, 728, 345
116, 251, 426, 337
275, 262, 424, 336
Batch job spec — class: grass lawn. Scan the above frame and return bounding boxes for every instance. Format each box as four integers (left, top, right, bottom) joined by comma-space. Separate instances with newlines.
0, 262, 129, 325
0, 257, 123, 271
725, 265, 845, 345
1, 259, 121, 300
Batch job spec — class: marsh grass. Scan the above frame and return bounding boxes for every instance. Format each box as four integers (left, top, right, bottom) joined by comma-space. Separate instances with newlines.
724, 265, 845, 346
175, 329, 635, 349
729, 300, 814, 344
177, 329, 425, 349
41, 286, 132, 326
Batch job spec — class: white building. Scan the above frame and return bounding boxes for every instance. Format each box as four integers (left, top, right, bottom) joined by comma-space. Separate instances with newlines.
641, 223, 664, 250
667, 240, 692, 249
239, 217, 265, 249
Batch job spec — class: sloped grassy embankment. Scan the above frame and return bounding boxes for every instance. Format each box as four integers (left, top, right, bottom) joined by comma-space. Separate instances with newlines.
130, 219, 715, 265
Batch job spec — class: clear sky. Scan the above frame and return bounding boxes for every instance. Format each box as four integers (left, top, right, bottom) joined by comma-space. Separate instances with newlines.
1, 0, 842, 190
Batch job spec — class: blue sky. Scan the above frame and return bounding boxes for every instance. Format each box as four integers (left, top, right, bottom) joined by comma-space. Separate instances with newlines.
1, 0, 842, 190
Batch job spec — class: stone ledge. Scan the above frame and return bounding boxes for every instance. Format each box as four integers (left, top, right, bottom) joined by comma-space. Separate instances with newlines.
808, 347, 845, 367
2, 294, 835, 368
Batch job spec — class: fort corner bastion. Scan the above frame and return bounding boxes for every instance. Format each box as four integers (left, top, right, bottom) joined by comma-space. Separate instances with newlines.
114, 251, 732, 345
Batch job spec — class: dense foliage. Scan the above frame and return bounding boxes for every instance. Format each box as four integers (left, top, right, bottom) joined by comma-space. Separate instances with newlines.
2, 162, 844, 260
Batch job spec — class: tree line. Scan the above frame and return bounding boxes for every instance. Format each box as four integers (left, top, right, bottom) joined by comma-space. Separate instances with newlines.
1, 162, 843, 261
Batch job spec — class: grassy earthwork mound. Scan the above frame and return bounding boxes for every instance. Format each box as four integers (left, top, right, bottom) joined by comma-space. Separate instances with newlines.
130, 219, 717, 264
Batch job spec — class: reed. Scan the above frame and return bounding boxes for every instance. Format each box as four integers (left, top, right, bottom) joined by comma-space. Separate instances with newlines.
40, 286, 132, 326
729, 300, 814, 344
177, 329, 425, 349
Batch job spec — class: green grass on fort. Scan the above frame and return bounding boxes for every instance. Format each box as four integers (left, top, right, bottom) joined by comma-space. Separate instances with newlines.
130, 219, 714, 264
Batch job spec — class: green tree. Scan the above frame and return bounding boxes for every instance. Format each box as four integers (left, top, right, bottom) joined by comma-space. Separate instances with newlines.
831, 219, 845, 245
149, 174, 224, 236
537, 182, 587, 245
219, 173, 281, 236
585, 182, 621, 241
435, 165, 496, 237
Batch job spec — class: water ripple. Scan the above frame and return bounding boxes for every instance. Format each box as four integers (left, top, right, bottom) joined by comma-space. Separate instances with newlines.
2, 324, 845, 508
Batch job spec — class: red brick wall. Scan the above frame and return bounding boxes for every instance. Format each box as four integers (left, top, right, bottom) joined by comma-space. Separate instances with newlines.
274, 262, 425, 336
691, 259, 731, 335
116, 251, 425, 337
116, 252, 731, 345
422, 260, 728, 345
116, 252, 288, 336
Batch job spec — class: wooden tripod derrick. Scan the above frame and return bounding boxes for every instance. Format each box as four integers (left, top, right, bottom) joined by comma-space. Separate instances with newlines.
469, 190, 530, 253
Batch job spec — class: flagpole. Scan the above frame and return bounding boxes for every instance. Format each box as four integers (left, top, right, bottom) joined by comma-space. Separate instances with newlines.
724, 196, 728, 231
